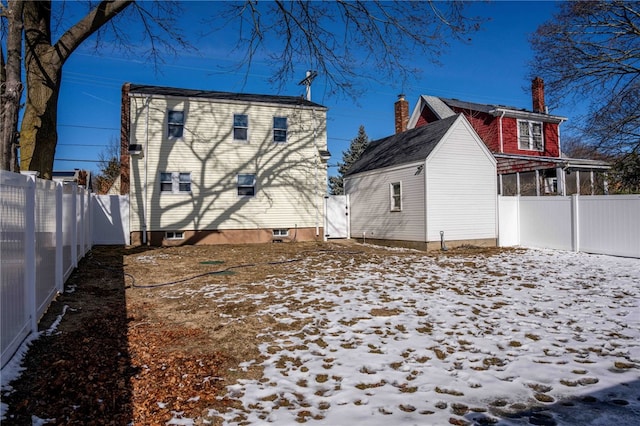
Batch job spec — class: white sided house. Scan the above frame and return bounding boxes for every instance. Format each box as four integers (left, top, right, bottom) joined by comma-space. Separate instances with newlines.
120, 84, 330, 245
344, 114, 497, 250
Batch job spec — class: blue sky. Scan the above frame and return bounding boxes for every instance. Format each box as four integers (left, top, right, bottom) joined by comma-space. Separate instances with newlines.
53, 1, 566, 176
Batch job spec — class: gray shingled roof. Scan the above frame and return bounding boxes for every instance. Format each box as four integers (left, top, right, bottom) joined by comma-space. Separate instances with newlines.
441, 97, 523, 114
127, 84, 326, 109
345, 114, 460, 176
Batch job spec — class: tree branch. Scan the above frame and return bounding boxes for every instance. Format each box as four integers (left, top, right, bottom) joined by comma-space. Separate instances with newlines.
54, 0, 133, 64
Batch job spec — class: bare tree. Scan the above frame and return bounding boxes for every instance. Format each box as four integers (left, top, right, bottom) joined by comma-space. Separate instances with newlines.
2, 0, 480, 178
220, 1, 480, 96
0, 0, 23, 171
529, 1, 640, 155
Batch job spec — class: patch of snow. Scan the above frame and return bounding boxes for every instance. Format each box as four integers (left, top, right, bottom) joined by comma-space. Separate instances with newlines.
206, 248, 640, 425
1, 303, 73, 420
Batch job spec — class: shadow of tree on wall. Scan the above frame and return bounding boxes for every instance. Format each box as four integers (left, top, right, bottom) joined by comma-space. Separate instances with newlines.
129, 95, 327, 244
1, 246, 143, 424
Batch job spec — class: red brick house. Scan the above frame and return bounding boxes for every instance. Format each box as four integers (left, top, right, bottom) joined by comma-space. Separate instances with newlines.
396, 78, 609, 196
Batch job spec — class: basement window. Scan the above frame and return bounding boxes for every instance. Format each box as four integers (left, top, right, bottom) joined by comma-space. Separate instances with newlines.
272, 229, 289, 237
165, 231, 184, 240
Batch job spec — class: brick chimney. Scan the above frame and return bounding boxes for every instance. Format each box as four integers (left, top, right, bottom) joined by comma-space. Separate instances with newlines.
532, 77, 545, 113
394, 94, 409, 134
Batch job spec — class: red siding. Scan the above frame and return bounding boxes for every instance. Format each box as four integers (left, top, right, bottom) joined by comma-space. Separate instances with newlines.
450, 107, 500, 152
416, 104, 561, 158
501, 118, 560, 157
416, 107, 439, 127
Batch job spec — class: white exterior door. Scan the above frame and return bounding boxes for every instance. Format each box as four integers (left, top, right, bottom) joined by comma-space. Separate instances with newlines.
325, 195, 349, 239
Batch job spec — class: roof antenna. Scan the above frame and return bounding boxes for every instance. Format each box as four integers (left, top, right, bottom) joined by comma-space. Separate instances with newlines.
299, 70, 318, 101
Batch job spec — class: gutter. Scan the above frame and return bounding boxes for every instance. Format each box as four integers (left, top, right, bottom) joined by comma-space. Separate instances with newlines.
490, 107, 566, 124
498, 110, 505, 153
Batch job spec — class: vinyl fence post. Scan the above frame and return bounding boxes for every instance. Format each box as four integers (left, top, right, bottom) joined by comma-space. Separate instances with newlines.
70, 183, 78, 268
24, 174, 37, 333
571, 194, 579, 252
55, 182, 63, 292
79, 188, 85, 259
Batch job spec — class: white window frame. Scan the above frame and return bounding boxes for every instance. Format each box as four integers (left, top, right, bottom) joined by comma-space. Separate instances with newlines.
390, 181, 402, 212
272, 229, 289, 237
233, 113, 249, 141
165, 231, 184, 240
237, 173, 256, 197
273, 116, 288, 143
167, 110, 185, 139
517, 120, 544, 151
160, 172, 191, 194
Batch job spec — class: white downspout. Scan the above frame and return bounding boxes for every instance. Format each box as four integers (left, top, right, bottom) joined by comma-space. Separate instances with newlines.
498, 110, 506, 153
312, 108, 319, 237
424, 159, 429, 244
142, 96, 151, 244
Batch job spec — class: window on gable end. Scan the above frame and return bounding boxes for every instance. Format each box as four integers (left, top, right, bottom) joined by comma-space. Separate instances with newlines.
390, 182, 402, 212
168, 110, 185, 138
234, 114, 248, 141
273, 117, 288, 143
160, 172, 191, 194
518, 120, 544, 151
237, 173, 256, 196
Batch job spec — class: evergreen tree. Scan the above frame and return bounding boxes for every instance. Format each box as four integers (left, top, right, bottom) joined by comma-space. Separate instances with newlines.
94, 137, 121, 194
329, 125, 369, 195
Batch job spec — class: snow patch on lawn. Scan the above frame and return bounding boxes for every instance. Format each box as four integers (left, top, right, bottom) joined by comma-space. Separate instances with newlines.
205, 248, 640, 425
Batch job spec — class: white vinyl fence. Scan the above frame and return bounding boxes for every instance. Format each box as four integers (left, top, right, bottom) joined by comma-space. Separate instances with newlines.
1, 171, 92, 368
499, 195, 640, 258
92, 195, 130, 245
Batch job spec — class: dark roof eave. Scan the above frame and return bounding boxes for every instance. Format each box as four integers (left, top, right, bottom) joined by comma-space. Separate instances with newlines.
126, 83, 327, 109
494, 153, 610, 170
490, 107, 566, 124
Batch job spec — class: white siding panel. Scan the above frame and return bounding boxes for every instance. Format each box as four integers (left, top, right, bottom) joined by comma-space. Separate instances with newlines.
129, 95, 327, 232
426, 119, 497, 241
346, 164, 425, 241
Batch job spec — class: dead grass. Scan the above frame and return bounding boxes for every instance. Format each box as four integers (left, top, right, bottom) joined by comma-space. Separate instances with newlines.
2, 241, 616, 425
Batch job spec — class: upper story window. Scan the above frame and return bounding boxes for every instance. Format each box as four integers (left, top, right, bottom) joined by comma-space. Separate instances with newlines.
390, 182, 402, 212
168, 110, 185, 138
237, 173, 256, 197
273, 117, 288, 143
160, 172, 191, 194
234, 114, 248, 141
518, 120, 544, 151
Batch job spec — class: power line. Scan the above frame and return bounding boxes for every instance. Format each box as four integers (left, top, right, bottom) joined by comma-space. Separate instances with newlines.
55, 158, 101, 163
58, 124, 119, 130
58, 143, 111, 147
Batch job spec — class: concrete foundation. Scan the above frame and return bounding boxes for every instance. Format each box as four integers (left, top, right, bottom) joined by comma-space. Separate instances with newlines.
130, 227, 322, 247
352, 237, 498, 252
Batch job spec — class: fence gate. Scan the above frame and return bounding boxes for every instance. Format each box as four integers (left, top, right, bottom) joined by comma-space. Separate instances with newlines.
92, 195, 130, 245
324, 195, 349, 239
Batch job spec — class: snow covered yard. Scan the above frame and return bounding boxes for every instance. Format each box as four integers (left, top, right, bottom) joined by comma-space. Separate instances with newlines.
168, 246, 640, 425
2, 243, 639, 425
